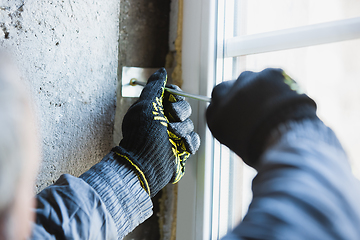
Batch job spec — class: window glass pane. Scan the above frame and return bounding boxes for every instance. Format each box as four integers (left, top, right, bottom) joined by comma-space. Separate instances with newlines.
236, 0, 360, 36
236, 39, 360, 179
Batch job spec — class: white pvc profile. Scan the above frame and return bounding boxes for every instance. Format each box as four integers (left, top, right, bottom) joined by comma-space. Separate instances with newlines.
179, 2, 360, 240
177, 0, 217, 240
225, 17, 360, 58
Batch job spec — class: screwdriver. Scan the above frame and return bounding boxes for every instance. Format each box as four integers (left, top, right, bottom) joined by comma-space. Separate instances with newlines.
130, 78, 211, 102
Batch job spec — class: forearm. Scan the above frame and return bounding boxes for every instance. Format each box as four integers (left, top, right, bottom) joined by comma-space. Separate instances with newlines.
225, 119, 360, 239
32, 68, 197, 239
32, 151, 153, 240
80, 151, 153, 238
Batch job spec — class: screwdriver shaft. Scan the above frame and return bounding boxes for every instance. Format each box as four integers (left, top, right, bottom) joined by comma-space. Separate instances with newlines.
130, 79, 211, 102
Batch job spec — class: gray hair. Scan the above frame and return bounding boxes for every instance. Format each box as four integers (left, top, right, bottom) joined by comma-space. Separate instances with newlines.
0, 53, 28, 214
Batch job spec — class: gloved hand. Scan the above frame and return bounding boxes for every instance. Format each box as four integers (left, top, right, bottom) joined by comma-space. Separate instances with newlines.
206, 68, 317, 169
113, 68, 200, 197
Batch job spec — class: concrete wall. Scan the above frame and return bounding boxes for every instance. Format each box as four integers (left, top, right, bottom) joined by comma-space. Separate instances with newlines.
1, 0, 174, 239
0, 0, 120, 191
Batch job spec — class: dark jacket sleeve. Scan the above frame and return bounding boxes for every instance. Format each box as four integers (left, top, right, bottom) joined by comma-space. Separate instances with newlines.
223, 119, 360, 239
31, 151, 153, 240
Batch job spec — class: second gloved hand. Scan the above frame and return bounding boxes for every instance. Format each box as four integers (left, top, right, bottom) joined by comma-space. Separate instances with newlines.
113, 68, 200, 197
206, 68, 317, 169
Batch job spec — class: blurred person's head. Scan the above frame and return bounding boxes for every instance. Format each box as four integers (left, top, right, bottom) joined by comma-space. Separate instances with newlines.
0, 52, 40, 240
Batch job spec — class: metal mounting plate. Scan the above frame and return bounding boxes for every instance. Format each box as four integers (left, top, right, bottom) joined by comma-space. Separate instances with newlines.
121, 67, 158, 97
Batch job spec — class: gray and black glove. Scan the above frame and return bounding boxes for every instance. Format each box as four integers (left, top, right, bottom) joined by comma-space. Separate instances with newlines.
206, 68, 317, 169
113, 68, 200, 197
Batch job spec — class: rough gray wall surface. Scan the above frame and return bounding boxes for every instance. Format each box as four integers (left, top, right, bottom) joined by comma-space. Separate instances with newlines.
0, 0, 120, 191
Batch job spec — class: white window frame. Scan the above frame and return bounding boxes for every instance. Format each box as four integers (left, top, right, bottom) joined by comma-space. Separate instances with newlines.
177, 1, 360, 240
176, 1, 217, 239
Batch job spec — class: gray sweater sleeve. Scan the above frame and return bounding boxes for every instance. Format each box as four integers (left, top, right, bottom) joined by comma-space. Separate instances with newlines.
31, 151, 153, 240
223, 119, 360, 239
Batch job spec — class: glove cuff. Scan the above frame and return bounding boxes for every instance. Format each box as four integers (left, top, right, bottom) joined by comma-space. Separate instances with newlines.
112, 145, 175, 198
247, 99, 318, 169
111, 146, 151, 196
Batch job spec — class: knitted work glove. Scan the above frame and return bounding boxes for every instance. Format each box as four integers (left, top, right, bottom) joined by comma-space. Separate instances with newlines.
113, 68, 200, 197
206, 68, 317, 169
